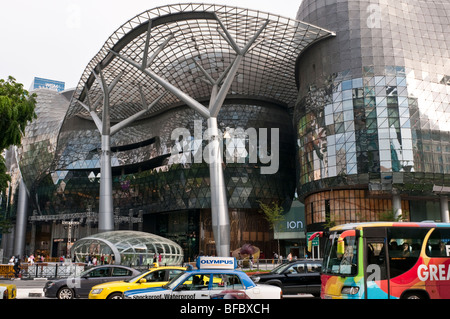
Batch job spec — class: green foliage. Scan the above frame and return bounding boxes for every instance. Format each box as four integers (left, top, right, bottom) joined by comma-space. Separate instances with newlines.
258, 201, 284, 256
0, 76, 37, 151
323, 215, 336, 230
258, 200, 284, 230
0, 76, 37, 229
0, 156, 9, 194
379, 209, 409, 222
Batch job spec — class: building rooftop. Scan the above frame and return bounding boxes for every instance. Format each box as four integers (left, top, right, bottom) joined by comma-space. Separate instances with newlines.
67, 3, 335, 123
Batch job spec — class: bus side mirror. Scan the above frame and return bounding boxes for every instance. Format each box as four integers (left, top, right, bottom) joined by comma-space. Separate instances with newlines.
337, 230, 357, 255
307, 232, 323, 252
337, 240, 345, 255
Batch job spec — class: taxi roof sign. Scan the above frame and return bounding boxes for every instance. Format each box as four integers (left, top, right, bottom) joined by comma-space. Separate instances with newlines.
196, 256, 237, 270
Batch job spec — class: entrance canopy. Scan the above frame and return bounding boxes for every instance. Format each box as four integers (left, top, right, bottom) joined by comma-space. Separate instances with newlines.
66, 3, 335, 123
71, 230, 184, 266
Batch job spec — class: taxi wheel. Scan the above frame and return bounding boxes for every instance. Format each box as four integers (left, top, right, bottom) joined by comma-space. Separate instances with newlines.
107, 292, 123, 299
57, 287, 75, 299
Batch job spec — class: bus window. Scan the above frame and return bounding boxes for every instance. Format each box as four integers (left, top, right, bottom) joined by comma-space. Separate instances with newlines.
426, 228, 450, 257
366, 241, 387, 281
387, 227, 429, 278
323, 232, 358, 276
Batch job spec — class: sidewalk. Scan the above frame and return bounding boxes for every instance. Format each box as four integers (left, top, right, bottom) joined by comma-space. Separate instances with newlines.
17, 288, 44, 299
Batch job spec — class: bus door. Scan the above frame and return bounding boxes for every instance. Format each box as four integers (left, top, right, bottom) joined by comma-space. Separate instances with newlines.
364, 228, 389, 299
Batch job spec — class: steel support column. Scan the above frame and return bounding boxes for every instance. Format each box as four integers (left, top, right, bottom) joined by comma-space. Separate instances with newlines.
110, 17, 269, 256
207, 117, 230, 257
80, 71, 163, 233
13, 179, 28, 257
98, 134, 114, 232
392, 191, 402, 221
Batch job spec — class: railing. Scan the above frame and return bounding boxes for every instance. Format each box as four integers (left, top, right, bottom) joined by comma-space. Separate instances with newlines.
236, 258, 284, 271
0, 263, 85, 279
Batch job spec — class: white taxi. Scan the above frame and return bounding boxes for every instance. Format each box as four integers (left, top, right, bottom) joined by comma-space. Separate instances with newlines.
0, 283, 16, 299
124, 256, 282, 299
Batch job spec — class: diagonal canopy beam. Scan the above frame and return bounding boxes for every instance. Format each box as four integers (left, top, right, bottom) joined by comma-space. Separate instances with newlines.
76, 99, 103, 132
110, 90, 166, 135
109, 17, 270, 256
110, 50, 211, 119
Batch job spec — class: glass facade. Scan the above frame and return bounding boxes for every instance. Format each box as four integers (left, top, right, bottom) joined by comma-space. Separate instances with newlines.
5, 4, 329, 259
4, 1, 449, 260
36, 102, 295, 215
295, 0, 450, 226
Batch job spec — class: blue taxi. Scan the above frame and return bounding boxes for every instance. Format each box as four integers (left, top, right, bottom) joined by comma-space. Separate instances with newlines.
124, 257, 282, 299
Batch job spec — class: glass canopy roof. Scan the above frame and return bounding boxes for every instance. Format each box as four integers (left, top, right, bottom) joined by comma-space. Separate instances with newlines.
71, 230, 184, 266
66, 3, 335, 123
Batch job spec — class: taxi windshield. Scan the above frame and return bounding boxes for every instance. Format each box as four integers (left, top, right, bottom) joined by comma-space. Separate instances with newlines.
125, 271, 147, 283
164, 272, 188, 290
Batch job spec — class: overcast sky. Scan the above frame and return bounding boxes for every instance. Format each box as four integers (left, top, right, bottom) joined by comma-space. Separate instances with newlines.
0, 0, 302, 91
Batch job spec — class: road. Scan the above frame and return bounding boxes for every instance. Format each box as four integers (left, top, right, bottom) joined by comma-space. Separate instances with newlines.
0, 278, 316, 299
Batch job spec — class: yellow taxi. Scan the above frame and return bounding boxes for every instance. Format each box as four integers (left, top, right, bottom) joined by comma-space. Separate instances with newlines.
0, 283, 17, 299
88, 265, 186, 299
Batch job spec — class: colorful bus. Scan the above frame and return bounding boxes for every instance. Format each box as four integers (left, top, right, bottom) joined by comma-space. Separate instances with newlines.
308, 222, 450, 299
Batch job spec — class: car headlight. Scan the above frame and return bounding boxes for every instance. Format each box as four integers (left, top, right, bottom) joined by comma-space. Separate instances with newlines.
341, 286, 359, 295
90, 288, 103, 295
252, 276, 260, 283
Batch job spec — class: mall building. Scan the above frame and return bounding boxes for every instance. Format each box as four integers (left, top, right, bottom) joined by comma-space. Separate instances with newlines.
1, 1, 450, 262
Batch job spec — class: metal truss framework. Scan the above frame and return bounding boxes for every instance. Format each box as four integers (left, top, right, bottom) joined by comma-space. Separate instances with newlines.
65, 3, 335, 256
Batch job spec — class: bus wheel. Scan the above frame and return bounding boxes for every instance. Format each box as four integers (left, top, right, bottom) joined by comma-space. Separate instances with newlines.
402, 291, 427, 299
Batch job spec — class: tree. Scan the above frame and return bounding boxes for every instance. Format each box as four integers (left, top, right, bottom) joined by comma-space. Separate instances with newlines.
0, 76, 36, 233
258, 201, 284, 257
0, 76, 36, 192
379, 208, 409, 222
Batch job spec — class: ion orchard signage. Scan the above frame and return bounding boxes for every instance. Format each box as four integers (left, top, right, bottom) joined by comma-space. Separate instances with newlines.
286, 220, 304, 230
170, 120, 279, 174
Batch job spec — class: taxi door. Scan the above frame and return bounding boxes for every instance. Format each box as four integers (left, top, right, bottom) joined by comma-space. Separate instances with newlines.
171, 273, 212, 299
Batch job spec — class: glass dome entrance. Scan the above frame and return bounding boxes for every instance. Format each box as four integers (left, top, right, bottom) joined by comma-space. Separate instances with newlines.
71, 230, 184, 266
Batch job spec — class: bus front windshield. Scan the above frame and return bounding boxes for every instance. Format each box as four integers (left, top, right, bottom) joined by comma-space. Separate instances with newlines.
323, 231, 358, 276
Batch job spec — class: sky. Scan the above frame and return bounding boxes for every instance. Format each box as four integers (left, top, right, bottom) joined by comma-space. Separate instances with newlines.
0, 0, 302, 91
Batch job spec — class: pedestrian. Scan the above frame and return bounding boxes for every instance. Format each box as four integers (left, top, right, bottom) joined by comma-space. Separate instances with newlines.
158, 253, 162, 265
13, 256, 21, 278
8, 256, 14, 265
249, 254, 253, 270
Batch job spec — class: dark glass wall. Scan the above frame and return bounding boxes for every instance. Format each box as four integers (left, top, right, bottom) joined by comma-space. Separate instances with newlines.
295, 0, 450, 224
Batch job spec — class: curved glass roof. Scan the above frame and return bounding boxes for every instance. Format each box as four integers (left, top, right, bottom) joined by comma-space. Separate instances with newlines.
66, 3, 335, 123
71, 230, 184, 266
